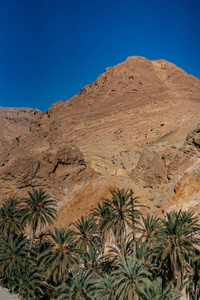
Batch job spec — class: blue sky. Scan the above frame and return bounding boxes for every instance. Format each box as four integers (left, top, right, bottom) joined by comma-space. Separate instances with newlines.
0, 0, 199, 111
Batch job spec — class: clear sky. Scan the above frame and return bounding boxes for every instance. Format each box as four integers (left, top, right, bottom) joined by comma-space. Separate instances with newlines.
0, 0, 199, 111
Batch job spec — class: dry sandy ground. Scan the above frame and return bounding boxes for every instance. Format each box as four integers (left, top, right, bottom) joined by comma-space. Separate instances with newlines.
0, 287, 18, 300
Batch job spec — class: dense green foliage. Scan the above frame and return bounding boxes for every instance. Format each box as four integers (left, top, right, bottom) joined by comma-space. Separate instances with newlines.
0, 188, 200, 299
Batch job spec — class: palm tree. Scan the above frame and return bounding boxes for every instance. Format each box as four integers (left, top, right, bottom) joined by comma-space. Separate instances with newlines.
57, 268, 94, 300
21, 188, 57, 247
103, 189, 142, 257
141, 213, 161, 242
129, 189, 146, 259
107, 234, 134, 263
136, 237, 151, 262
81, 244, 103, 275
0, 234, 30, 280
9, 262, 47, 300
92, 273, 116, 300
71, 216, 100, 251
113, 257, 151, 300
0, 197, 24, 237
186, 255, 200, 300
39, 227, 79, 284
90, 201, 111, 252
140, 277, 182, 300
152, 210, 200, 293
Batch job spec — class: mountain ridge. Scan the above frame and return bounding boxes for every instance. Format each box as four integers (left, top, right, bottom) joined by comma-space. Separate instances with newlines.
1, 56, 200, 227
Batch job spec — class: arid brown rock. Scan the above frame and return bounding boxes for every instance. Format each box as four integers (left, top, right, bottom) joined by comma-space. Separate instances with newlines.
0, 107, 41, 154
1, 56, 200, 226
130, 149, 168, 187
185, 123, 200, 149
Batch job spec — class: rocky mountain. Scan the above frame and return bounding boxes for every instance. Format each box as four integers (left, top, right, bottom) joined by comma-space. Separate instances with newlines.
1, 56, 200, 227
0, 106, 41, 155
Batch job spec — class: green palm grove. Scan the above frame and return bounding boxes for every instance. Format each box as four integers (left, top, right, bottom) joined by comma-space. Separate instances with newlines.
0, 188, 200, 299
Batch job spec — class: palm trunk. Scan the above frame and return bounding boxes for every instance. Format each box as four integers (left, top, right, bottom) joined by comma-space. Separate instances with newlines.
130, 190, 136, 260
134, 290, 139, 300
119, 228, 124, 258
195, 288, 198, 300
101, 230, 107, 255
176, 257, 182, 296
30, 223, 36, 250
133, 229, 136, 260
177, 270, 182, 294
174, 265, 182, 299
115, 228, 124, 258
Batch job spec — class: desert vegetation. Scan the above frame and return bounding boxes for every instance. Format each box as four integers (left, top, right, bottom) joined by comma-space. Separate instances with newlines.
0, 188, 200, 299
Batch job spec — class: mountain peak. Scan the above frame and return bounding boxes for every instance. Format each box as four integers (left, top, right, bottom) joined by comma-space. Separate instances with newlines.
1, 57, 200, 226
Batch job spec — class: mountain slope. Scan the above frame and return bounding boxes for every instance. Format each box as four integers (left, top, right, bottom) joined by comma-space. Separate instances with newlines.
1, 56, 200, 226
0, 106, 41, 155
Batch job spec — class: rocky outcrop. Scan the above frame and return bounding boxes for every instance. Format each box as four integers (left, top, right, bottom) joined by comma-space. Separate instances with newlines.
0, 106, 40, 125
185, 123, 200, 150
0, 145, 96, 202
1, 57, 200, 226
0, 107, 41, 155
130, 150, 168, 187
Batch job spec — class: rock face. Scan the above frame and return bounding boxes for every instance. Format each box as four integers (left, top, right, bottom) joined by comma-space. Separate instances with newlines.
185, 123, 200, 149
0, 106, 41, 155
130, 149, 168, 187
1, 56, 200, 226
